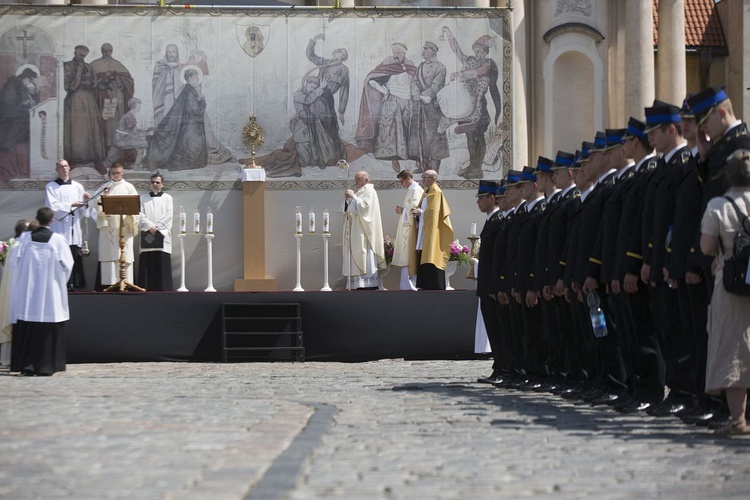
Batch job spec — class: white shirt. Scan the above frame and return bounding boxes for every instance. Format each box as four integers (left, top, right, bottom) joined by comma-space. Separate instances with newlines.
45, 179, 88, 246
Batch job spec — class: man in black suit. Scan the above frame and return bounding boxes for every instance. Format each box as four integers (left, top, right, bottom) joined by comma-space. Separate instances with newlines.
475, 180, 503, 383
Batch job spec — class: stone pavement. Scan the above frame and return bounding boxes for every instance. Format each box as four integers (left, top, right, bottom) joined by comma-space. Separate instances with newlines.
1, 360, 749, 499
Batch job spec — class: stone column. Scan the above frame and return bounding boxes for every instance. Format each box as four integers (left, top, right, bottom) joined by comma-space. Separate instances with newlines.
624, 0, 655, 118
511, 0, 528, 169
656, 0, 686, 105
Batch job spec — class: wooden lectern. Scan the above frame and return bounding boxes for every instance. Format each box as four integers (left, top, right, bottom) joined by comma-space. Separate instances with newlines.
101, 194, 146, 293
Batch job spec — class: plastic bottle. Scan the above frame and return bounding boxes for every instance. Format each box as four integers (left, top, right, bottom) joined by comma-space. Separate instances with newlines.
587, 291, 608, 338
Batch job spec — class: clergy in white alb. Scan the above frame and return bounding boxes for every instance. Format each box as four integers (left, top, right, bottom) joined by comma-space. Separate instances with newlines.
91, 163, 139, 289
9, 207, 73, 376
342, 170, 386, 289
0, 223, 29, 366
138, 172, 174, 291
45, 159, 90, 290
392, 169, 423, 290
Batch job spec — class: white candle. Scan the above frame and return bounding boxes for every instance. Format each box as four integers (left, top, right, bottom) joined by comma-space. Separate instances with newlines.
323, 209, 330, 234
193, 207, 200, 234
179, 206, 186, 234
471, 222, 477, 236
206, 208, 214, 234
295, 207, 302, 234
308, 210, 316, 234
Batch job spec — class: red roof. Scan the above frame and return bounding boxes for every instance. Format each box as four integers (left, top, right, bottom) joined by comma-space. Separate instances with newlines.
654, 0, 726, 48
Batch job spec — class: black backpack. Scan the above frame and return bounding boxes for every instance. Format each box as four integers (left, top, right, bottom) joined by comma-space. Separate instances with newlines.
722, 196, 750, 296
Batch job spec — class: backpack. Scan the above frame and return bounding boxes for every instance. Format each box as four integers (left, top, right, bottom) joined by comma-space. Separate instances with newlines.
722, 196, 750, 296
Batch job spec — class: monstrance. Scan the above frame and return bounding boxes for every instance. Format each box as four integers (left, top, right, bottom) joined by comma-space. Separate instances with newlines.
242, 115, 264, 169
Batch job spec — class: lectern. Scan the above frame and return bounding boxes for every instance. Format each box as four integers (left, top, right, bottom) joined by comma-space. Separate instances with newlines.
101, 194, 145, 292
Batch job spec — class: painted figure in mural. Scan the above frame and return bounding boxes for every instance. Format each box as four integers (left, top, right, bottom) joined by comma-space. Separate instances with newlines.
291, 76, 340, 169
63, 45, 107, 172
356, 43, 418, 173
151, 43, 234, 167
407, 41, 449, 174
242, 26, 265, 58
103, 98, 152, 170
442, 28, 502, 180
145, 68, 208, 170
305, 33, 349, 161
0, 68, 38, 181
90, 43, 135, 155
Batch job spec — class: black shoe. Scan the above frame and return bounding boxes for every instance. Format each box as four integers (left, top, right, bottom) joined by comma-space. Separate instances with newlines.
617, 400, 654, 414
477, 370, 503, 384
580, 386, 606, 402
591, 392, 622, 406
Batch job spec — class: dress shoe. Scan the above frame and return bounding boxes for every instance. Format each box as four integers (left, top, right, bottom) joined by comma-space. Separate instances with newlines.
590, 392, 622, 406
580, 386, 606, 402
477, 370, 503, 384
647, 400, 685, 417
617, 400, 654, 414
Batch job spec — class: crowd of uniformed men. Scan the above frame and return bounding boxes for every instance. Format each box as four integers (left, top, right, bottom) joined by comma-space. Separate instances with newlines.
473, 86, 750, 427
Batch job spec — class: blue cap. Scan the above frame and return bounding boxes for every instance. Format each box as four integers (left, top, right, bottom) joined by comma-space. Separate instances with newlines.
644, 99, 681, 133
680, 92, 696, 119
622, 117, 648, 140
476, 180, 500, 197
571, 150, 583, 168
604, 128, 627, 151
589, 131, 607, 152
553, 150, 575, 169
497, 179, 507, 197
579, 141, 595, 163
520, 166, 537, 183
505, 170, 523, 186
535, 156, 555, 173
686, 86, 728, 125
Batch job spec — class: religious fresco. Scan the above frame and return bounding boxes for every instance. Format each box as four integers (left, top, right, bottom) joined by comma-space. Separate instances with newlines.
0, 7, 512, 190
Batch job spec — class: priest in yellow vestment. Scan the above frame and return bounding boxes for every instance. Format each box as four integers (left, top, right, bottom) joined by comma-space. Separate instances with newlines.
410, 169, 454, 289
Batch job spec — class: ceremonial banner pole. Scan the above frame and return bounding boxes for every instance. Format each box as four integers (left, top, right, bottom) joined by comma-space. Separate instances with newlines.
204, 234, 216, 292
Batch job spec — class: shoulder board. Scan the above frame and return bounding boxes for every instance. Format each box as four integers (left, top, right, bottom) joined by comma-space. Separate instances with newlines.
681, 151, 691, 164
734, 127, 748, 138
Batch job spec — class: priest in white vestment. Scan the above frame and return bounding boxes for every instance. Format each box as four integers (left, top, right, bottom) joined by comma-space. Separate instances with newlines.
9, 207, 73, 376
342, 170, 386, 289
392, 169, 423, 290
91, 163, 139, 289
45, 159, 90, 290
138, 172, 174, 291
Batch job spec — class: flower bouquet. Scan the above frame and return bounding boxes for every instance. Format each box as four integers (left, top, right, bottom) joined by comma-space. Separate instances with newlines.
449, 239, 470, 265
384, 235, 395, 266
0, 238, 15, 265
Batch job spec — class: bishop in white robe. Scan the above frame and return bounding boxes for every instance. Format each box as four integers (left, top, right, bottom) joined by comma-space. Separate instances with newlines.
342, 171, 386, 289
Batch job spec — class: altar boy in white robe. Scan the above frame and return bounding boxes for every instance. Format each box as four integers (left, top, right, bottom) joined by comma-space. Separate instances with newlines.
392, 169, 423, 290
91, 163, 139, 290
342, 170, 386, 289
138, 172, 174, 291
10, 207, 73, 376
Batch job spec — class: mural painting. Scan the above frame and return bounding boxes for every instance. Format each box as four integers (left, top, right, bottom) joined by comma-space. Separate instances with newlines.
0, 7, 512, 188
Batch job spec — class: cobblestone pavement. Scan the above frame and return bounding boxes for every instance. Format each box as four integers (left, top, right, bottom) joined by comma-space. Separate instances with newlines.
1, 360, 749, 499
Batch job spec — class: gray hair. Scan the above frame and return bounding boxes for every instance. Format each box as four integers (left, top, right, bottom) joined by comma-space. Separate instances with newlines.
726, 149, 750, 187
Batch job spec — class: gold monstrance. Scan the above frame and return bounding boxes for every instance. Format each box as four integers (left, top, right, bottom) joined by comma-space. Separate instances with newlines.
242, 115, 264, 169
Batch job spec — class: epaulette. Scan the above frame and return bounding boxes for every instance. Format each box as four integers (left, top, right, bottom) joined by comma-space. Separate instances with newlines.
680, 150, 691, 164
646, 159, 657, 171
733, 127, 747, 138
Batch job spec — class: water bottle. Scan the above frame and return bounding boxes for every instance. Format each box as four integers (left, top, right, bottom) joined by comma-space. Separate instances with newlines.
587, 291, 608, 338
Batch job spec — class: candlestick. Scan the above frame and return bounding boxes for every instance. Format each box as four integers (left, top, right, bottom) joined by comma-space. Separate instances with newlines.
204, 234, 216, 292
193, 207, 200, 234
308, 208, 316, 234
179, 206, 186, 234
322, 208, 330, 234
470, 222, 477, 237
293, 233, 304, 292
177, 234, 188, 292
206, 208, 213, 234
295, 206, 302, 234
